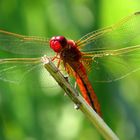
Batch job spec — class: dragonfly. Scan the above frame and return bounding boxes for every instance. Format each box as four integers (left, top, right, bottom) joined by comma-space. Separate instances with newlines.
1, 12, 140, 116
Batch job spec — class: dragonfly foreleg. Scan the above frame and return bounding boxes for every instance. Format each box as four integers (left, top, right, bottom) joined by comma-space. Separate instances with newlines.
51, 53, 60, 61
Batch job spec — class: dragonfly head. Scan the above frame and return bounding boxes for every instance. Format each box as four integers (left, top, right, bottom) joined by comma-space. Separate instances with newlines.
50, 36, 67, 53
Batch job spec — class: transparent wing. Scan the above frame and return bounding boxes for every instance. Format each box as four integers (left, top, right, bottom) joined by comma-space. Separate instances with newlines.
76, 12, 140, 52
76, 12, 140, 82
0, 30, 50, 57
0, 57, 62, 91
0, 30, 60, 86
82, 45, 140, 82
0, 58, 42, 83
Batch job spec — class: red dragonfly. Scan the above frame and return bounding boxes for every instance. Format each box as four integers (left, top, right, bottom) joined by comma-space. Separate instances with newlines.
0, 12, 140, 116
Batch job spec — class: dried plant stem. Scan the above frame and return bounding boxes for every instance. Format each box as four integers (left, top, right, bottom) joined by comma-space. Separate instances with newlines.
42, 56, 119, 140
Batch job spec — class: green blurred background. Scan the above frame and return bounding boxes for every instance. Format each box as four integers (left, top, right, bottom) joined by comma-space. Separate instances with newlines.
0, 0, 140, 140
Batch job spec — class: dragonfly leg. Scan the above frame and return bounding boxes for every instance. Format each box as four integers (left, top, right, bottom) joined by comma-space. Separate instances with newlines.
51, 53, 60, 61
57, 59, 61, 68
51, 53, 61, 68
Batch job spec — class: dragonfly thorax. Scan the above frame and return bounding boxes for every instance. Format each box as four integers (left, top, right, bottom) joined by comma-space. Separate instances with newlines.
60, 40, 82, 62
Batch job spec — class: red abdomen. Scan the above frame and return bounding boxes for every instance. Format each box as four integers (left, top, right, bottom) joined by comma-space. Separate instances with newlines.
70, 61, 101, 116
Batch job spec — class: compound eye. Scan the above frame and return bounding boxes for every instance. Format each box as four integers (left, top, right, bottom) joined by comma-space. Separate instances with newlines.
50, 36, 67, 53
56, 36, 67, 47
49, 40, 61, 52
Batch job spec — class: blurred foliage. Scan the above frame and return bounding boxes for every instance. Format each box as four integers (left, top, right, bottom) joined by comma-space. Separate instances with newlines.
0, 0, 140, 140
